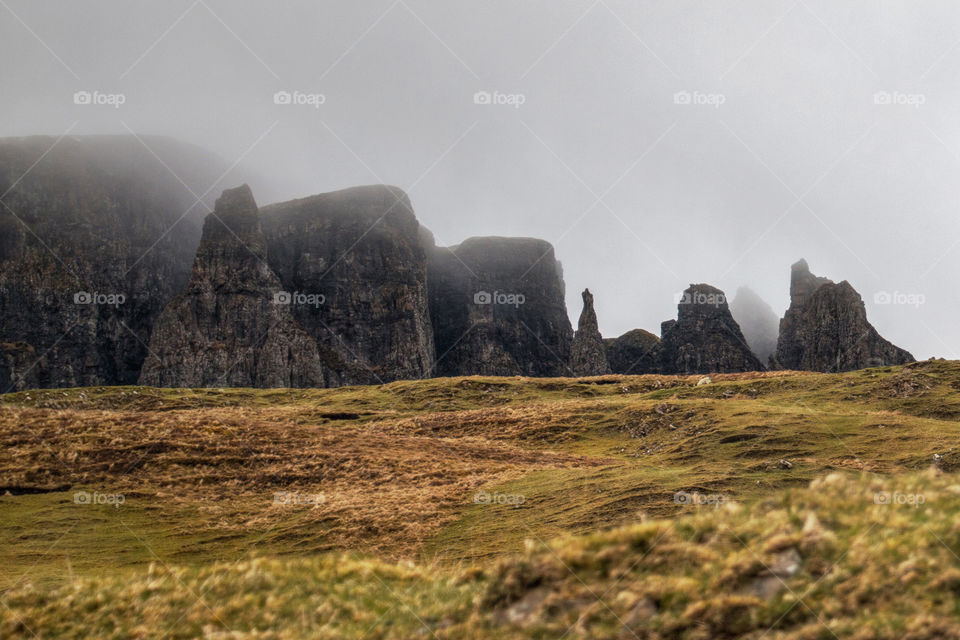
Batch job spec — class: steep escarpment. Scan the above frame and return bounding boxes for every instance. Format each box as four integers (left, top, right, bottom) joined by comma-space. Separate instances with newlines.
569, 289, 610, 375
427, 237, 573, 376
260, 186, 434, 385
660, 284, 763, 374
774, 259, 914, 372
139, 186, 323, 388
0, 135, 235, 391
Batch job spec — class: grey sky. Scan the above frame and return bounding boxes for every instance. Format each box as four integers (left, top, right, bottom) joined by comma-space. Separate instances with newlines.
2, 0, 958, 359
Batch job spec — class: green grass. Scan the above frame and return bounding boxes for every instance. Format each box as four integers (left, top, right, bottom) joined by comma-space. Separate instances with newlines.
2, 361, 960, 637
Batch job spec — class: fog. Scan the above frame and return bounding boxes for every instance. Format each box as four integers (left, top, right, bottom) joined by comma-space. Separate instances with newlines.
2, 0, 958, 359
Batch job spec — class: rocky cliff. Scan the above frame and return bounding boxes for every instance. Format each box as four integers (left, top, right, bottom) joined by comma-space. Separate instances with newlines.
730, 286, 780, 365
139, 186, 323, 388
604, 329, 662, 374
260, 185, 434, 386
0, 135, 235, 391
774, 259, 914, 372
660, 284, 764, 374
427, 237, 573, 376
569, 289, 610, 375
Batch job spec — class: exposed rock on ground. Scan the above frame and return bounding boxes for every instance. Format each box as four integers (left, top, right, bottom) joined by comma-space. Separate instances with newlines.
660, 284, 764, 374
774, 259, 914, 372
730, 286, 780, 365
139, 185, 323, 388
426, 237, 573, 376
569, 289, 610, 376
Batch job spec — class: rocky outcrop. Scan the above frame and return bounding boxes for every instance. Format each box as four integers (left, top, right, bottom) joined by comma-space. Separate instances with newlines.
660, 284, 763, 374
774, 259, 914, 372
730, 286, 780, 365
0, 135, 236, 391
139, 186, 323, 388
260, 185, 434, 386
570, 289, 610, 376
427, 237, 573, 377
604, 329, 661, 375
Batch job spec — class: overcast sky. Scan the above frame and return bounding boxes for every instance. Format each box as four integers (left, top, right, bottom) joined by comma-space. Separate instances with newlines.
2, 0, 958, 359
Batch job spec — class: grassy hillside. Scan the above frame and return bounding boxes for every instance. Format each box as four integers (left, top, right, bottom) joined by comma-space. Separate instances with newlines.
1, 361, 959, 637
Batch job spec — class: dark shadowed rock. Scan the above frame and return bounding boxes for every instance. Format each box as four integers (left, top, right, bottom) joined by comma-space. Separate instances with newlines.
139, 185, 323, 388
427, 237, 573, 376
260, 186, 434, 386
570, 289, 610, 375
604, 329, 662, 374
0, 135, 236, 391
730, 286, 780, 365
774, 259, 914, 372
660, 284, 764, 374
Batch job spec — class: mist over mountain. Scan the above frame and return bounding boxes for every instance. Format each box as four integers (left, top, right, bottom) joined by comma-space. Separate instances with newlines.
1, 1, 957, 360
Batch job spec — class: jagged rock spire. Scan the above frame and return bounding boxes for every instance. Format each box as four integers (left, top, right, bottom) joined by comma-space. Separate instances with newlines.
570, 288, 610, 376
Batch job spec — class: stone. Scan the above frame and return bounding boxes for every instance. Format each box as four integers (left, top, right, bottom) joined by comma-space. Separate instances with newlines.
774, 259, 914, 372
0, 135, 233, 390
260, 185, 434, 386
730, 286, 780, 365
139, 185, 323, 388
569, 288, 610, 376
604, 329, 662, 375
660, 284, 764, 374
426, 237, 573, 377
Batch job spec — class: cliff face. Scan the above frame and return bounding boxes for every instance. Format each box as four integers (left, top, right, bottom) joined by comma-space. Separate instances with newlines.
570, 289, 610, 375
660, 284, 764, 374
604, 329, 662, 374
775, 260, 914, 372
730, 286, 780, 365
427, 237, 573, 377
259, 185, 434, 386
139, 186, 323, 388
0, 135, 233, 391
